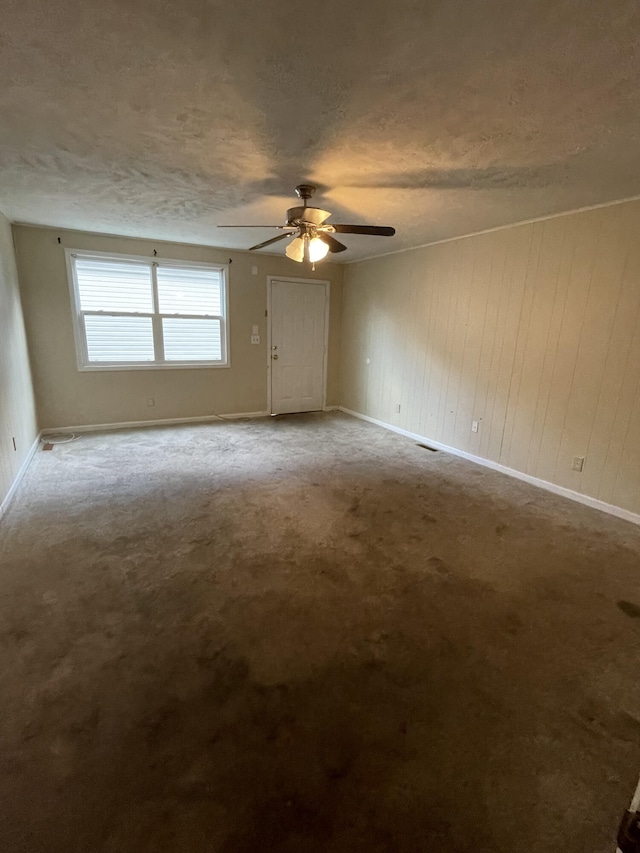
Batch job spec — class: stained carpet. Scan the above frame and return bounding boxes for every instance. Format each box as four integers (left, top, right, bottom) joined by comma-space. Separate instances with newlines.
1, 412, 639, 852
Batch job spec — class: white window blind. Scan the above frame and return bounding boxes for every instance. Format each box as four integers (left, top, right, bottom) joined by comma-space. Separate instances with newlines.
75, 259, 153, 312
68, 251, 228, 370
84, 316, 155, 362
156, 266, 222, 316
162, 318, 222, 361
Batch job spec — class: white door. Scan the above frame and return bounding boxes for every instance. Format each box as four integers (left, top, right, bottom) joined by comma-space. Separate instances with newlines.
269, 278, 328, 415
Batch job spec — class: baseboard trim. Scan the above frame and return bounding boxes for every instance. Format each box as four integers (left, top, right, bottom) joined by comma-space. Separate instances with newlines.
0, 432, 41, 522
41, 410, 270, 435
339, 407, 640, 527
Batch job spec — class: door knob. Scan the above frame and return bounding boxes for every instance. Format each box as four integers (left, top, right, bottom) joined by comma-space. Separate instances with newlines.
272, 353, 278, 359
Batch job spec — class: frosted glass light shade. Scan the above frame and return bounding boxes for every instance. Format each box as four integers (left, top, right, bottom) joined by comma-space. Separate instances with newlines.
308, 237, 330, 262
285, 236, 305, 262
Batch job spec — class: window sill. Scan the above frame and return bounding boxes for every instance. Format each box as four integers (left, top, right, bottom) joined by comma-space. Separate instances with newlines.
76, 362, 230, 372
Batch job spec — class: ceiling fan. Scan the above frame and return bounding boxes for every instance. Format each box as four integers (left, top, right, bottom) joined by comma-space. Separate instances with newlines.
218, 184, 395, 264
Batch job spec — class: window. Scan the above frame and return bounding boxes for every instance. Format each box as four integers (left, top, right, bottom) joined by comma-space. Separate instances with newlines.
66, 251, 228, 370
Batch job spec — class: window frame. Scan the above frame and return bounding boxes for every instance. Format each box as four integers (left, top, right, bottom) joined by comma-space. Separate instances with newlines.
65, 249, 230, 371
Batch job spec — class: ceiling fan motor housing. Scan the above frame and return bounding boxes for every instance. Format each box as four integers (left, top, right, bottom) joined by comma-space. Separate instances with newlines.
286, 206, 331, 227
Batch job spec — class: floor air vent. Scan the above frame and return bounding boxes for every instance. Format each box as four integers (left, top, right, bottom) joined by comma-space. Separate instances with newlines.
416, 443, 439, 452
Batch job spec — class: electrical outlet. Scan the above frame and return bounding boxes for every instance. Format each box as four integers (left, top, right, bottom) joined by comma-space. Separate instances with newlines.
571, 455, 585, 472
471, 420, 479, 433
395, 403, 401, 413
146, 397, 155, 408
251, 335, 260, 344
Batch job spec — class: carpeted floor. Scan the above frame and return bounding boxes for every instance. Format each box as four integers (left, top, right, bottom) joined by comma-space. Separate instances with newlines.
1, 411, 639, 852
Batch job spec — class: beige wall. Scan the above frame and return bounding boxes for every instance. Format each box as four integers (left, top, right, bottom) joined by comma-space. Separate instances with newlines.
341, 199, 640, 516
0, 213, 38, 510
14, 226, 343, 429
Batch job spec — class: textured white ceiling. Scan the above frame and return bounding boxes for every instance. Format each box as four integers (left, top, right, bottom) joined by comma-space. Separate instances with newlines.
1, 0, 640, 261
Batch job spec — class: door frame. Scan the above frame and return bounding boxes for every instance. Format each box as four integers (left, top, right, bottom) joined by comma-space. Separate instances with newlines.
266, 275, 331, 415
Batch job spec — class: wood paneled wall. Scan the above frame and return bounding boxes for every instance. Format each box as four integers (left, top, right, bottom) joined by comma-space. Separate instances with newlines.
341, 200, 640, 516
0, 213, 37, 510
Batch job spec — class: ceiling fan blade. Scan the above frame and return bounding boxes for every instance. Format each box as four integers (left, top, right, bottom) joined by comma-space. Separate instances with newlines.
317, 233, 347, 253
331, 224, 396, 236
248, 233, 293, 251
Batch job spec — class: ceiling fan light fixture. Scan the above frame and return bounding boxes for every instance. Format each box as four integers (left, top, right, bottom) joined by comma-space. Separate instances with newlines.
285, 234, 330, 264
